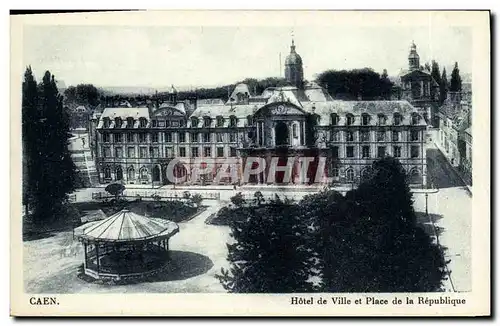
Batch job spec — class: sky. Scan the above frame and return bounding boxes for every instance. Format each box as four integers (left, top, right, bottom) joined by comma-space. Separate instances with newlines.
22, 24, 472, 89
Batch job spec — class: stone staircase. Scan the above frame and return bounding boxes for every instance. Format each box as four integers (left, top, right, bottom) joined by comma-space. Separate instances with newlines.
71, 149, 99, 187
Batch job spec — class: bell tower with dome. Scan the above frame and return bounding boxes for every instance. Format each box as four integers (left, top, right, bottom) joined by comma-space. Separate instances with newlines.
284, 39, 304, 89
408, 41, 420, 71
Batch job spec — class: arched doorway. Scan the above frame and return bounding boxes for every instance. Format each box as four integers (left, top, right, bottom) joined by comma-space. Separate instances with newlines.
152, 165, 161, 182
127, 166, 135, 182
104, 166, 111, 180
115, 166, 123, 181
346, 168, 355, 183
139, 167, 148, 183
275, 121, 289, 146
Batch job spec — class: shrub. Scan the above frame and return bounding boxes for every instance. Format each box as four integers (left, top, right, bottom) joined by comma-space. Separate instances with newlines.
230, 192, 245, 207
190, 194, 203, 207
105, 182, 125, 200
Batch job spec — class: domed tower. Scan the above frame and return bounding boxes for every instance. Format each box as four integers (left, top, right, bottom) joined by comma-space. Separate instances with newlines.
408, 41, 420, 71
284, 39, 304, 89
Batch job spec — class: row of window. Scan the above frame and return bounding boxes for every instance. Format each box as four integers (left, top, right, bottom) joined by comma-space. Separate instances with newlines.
101, 132, 239, 144
193, 116, 248, 128
101, 113, 422, 130
102, 116, 246, 129
330, 166, 421, 182
331, 145, 421, 159
331, 130, 421, 142
103, 164, 422, 183
330, 112, 421, 126
102, 117, 150, 129
102, 146, 238, 159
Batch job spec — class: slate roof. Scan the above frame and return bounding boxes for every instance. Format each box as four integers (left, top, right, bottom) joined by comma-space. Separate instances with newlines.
439, 101, 471, 131
100, 107, 149, 120
97, 107, 150, 128
95, 83, 424, 128
190, 103, 258, 120
302, 100, 424, 126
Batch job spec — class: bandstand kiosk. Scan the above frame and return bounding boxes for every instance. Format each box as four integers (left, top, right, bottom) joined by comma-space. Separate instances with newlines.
74, 209, 179, 281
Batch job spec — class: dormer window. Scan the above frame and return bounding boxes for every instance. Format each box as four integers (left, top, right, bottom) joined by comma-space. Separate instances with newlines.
229, 116, 237, 128
217, 116, 225, 127
361, 114, 371, 126
191, 117, 199, 128
139, 118, 147, 128
346, 114, 355, 126
330, 113, 339, 126
378, 114, 387, 125
411, 113, 420, 125
115, 117, 122, 128
393, 113, 402, 126
204, 117, 212, 128
103, 118, 110, 128
126, 117, 134, 128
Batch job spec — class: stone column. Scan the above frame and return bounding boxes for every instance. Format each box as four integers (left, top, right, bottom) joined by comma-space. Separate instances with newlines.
271, 122, 276, 147
256, 122, 260, 146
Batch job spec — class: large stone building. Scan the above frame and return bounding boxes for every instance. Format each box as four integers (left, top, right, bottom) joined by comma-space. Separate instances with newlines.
91, 40, 428, 187
392, 42, 440, 126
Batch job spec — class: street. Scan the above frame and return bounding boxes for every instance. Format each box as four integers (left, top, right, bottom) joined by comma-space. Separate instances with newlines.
427, 147, 471, 193
412, 143, 471, 292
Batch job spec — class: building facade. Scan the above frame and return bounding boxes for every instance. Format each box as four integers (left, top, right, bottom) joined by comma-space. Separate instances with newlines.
437, 90, 472, 185
436, 92, 472, 185
393, 42, 440, 126
92, 40, 428, 187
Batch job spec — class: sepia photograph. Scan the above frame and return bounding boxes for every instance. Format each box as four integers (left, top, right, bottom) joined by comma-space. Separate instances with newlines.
10, 10, 490, 316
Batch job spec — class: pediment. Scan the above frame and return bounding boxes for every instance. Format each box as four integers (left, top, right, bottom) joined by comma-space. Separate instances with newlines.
257, 103, 305, 117
152, 107, 185, 117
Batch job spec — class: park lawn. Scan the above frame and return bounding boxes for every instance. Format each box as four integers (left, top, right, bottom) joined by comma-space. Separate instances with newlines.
23, 199, 204, 241
72, 199, 203, 223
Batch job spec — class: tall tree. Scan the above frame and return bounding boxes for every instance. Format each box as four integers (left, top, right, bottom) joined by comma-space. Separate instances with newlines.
216, 197, 313, 293
63, 84, 100, 108
24, 70, 77, 226
430, 60, 442, 86
22, 66, 39, 214
316, 68, 391, 100
439, 67, 449, 104
449, 62, 462, 92
379, 69, 393, 100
